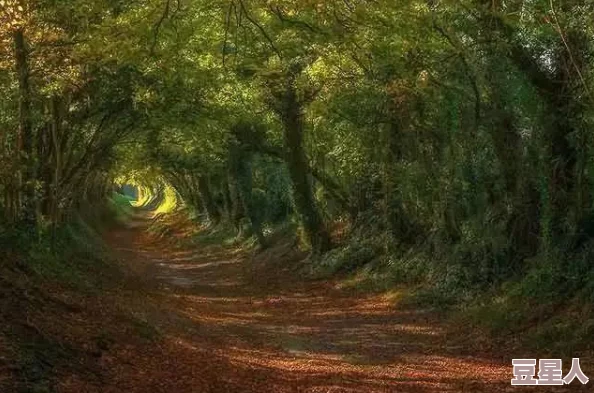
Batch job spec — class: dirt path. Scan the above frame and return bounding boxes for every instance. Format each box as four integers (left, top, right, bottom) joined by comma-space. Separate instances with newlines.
66, 216, 519, 392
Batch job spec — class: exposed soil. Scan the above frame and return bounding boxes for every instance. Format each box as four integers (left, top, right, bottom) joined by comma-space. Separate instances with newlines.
46, 215, 588, 393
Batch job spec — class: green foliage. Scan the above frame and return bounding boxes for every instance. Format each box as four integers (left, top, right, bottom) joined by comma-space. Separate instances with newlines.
312, 237, 380, 279
26, 217, 113, 291
107, 192, 134, 223
190, 223, 238, 247
251, 155, 293, 223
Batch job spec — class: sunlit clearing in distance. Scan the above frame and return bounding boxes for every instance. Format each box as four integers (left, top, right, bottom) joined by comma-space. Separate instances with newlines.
114, 175, 180, 214
155, 184, 179, 214
132, 185, 154, 207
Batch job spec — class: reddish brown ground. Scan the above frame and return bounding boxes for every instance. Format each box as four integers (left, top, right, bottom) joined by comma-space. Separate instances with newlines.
48, 215, 587, 393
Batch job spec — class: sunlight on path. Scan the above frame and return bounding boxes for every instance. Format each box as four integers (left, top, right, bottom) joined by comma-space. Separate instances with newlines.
91, 217, 525, 393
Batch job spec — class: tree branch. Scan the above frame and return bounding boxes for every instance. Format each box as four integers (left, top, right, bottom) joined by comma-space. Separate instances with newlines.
238, 0, 282, 59
150, 0, 171, 55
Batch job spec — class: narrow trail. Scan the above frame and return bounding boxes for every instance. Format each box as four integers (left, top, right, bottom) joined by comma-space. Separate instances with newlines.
72, 215, 518, 392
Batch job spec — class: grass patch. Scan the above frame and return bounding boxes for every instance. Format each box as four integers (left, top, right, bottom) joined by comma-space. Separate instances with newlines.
192, 224, 238, 247
23, 213, 118, 292
309, 237, 380, 279
107, 192, 134, 224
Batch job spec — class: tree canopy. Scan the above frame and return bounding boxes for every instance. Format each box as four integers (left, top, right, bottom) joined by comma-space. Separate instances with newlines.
1, 0, 594, 279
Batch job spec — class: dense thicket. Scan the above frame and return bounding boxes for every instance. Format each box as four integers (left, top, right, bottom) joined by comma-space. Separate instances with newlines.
2, 0, 594, 296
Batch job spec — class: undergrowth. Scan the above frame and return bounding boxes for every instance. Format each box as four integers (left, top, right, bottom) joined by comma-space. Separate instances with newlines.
309, 221, 594, 356
0, 194, 133, 392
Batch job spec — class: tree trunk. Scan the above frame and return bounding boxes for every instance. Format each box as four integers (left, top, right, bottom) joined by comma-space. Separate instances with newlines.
50, 96, 63, 227
484, 4, 587, 243
221, 177, 234, 220
14, 28, 36, 227
227, 168, 245, 236
228, 141, 266, 248
280, 84, 331, 255
198, 175, 220, 225
186, 175, 204, 214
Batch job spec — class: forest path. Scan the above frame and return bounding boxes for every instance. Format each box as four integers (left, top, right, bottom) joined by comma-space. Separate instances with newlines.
72, 214, 517, 392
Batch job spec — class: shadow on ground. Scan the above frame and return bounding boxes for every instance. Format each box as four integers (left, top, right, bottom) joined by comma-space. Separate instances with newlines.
71, 214, 584, 393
